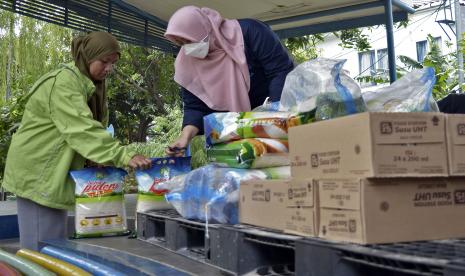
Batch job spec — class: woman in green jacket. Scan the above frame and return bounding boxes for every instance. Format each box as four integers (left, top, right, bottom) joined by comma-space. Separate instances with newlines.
2, 32, 151, 250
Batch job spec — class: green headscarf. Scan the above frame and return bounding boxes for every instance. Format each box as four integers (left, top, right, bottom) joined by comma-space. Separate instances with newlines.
71, 31, 120, 123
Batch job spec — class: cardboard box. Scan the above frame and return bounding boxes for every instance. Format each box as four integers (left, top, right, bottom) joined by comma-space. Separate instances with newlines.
289, 112, 448, 178
318, 178, 465, 244
239, 179, 318, 236
446, 114, 465, 175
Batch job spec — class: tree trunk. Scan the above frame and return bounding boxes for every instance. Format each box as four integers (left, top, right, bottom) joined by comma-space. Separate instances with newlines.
137, 117, 150, 142
5, 14, 14, 100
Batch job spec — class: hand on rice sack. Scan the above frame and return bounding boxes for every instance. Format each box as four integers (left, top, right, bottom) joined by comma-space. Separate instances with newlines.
164, 6, 294, 155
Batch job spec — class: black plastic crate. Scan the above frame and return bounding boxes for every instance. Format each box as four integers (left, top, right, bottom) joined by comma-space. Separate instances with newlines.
296, 238, 465, 276
137, 209, 179, 246
137, 210, 220, 263
215, 224, 301, 275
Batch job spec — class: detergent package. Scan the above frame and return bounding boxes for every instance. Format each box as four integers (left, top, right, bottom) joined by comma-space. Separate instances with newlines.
70, 167, 128, 238
135, 157, 191, 213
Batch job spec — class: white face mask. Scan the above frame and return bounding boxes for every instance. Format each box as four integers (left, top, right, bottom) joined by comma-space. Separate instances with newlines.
183, 35, 209, 59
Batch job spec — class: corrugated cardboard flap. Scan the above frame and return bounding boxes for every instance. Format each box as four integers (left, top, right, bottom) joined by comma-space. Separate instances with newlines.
447, 114, 465, 145
370, 112, 445, 145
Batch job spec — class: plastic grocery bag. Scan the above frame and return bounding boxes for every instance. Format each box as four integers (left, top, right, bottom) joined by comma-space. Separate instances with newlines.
161, 165, 291, 224
279, 58, 366, 120
135, 157, 191, 212
362, 67, 439, 112
207, 138, 289, 169
70, 167, 128, 238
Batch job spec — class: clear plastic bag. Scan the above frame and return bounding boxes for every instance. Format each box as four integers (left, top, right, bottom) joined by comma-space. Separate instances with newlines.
362, 67, 439, 112
162, 165, 291, 224
279, 58, 366, 120
252, 97, 280, 112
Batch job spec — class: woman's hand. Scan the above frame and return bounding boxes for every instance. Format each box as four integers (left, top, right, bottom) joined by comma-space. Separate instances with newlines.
166, 137, 190, 157
165, 125, 199, 157
128, 155, 152, 170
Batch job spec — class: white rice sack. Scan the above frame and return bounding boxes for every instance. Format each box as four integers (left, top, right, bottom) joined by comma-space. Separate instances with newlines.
70, 167, 128, 238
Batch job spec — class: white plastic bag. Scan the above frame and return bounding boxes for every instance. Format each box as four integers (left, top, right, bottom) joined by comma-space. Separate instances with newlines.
279, 58, 366, 120
363, 67, 439, 112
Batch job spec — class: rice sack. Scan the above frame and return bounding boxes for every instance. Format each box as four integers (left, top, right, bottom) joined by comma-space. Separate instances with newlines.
135, 157, 191, 212
207, 138, 289, 169
238, 112, 289, 139
70, 167, 127, 238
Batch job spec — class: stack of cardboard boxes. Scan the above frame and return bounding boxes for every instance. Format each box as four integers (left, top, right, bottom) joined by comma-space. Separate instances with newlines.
240, 112, 465, 244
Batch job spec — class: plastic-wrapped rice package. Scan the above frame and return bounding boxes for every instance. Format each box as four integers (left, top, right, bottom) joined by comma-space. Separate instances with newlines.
204, 112, 293, 145
206, 138, 289, 169
238, 112, 289, 139
135, 157, 191, 212
70, 167, 128, 238
161, 164, 290, 224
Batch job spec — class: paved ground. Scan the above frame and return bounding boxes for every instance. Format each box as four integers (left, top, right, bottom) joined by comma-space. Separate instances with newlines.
76, 237, 228, 275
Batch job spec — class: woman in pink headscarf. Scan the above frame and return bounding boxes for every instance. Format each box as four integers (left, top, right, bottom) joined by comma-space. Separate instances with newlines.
164, 6, 294, 156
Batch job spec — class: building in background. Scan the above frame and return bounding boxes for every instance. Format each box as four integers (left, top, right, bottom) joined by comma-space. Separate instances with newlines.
317, 0, 464, 89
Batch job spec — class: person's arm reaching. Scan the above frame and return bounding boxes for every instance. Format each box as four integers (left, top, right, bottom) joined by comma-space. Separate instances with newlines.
166, 87, 214, 156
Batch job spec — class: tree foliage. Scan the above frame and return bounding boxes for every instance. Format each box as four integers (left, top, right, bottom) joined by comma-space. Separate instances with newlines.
107, 44, 181, 144
283, 35, 324, 63
334, 29, 371, 52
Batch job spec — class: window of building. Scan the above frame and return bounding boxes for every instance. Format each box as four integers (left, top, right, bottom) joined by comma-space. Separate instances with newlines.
416, 40, 428, 63
358, 50, 375, 87
417, 37, 442, 63
377, 48, 389, 72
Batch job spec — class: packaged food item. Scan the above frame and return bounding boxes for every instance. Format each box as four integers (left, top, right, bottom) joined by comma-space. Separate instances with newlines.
207, 138, 289, 169
204, 112, 241, 145
238, 112, 289, 139
204, 112, 297, 145
135, 157, 191, 212
70, 167, 127, 238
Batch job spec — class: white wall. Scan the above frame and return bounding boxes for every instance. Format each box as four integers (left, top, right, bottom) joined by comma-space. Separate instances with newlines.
317, 3, 458, 84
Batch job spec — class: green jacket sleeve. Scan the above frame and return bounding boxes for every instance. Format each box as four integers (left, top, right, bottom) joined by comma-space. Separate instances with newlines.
49, 69, 135, 168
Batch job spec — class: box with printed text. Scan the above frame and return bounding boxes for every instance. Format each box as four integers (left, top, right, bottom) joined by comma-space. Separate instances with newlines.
239, 179, 318, 237
446, 114, 465, 176
318, 177, 465, 244
289, 112, 448, 178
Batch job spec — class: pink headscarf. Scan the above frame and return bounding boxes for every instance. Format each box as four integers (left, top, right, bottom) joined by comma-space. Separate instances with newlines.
165, 6, 251, 112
